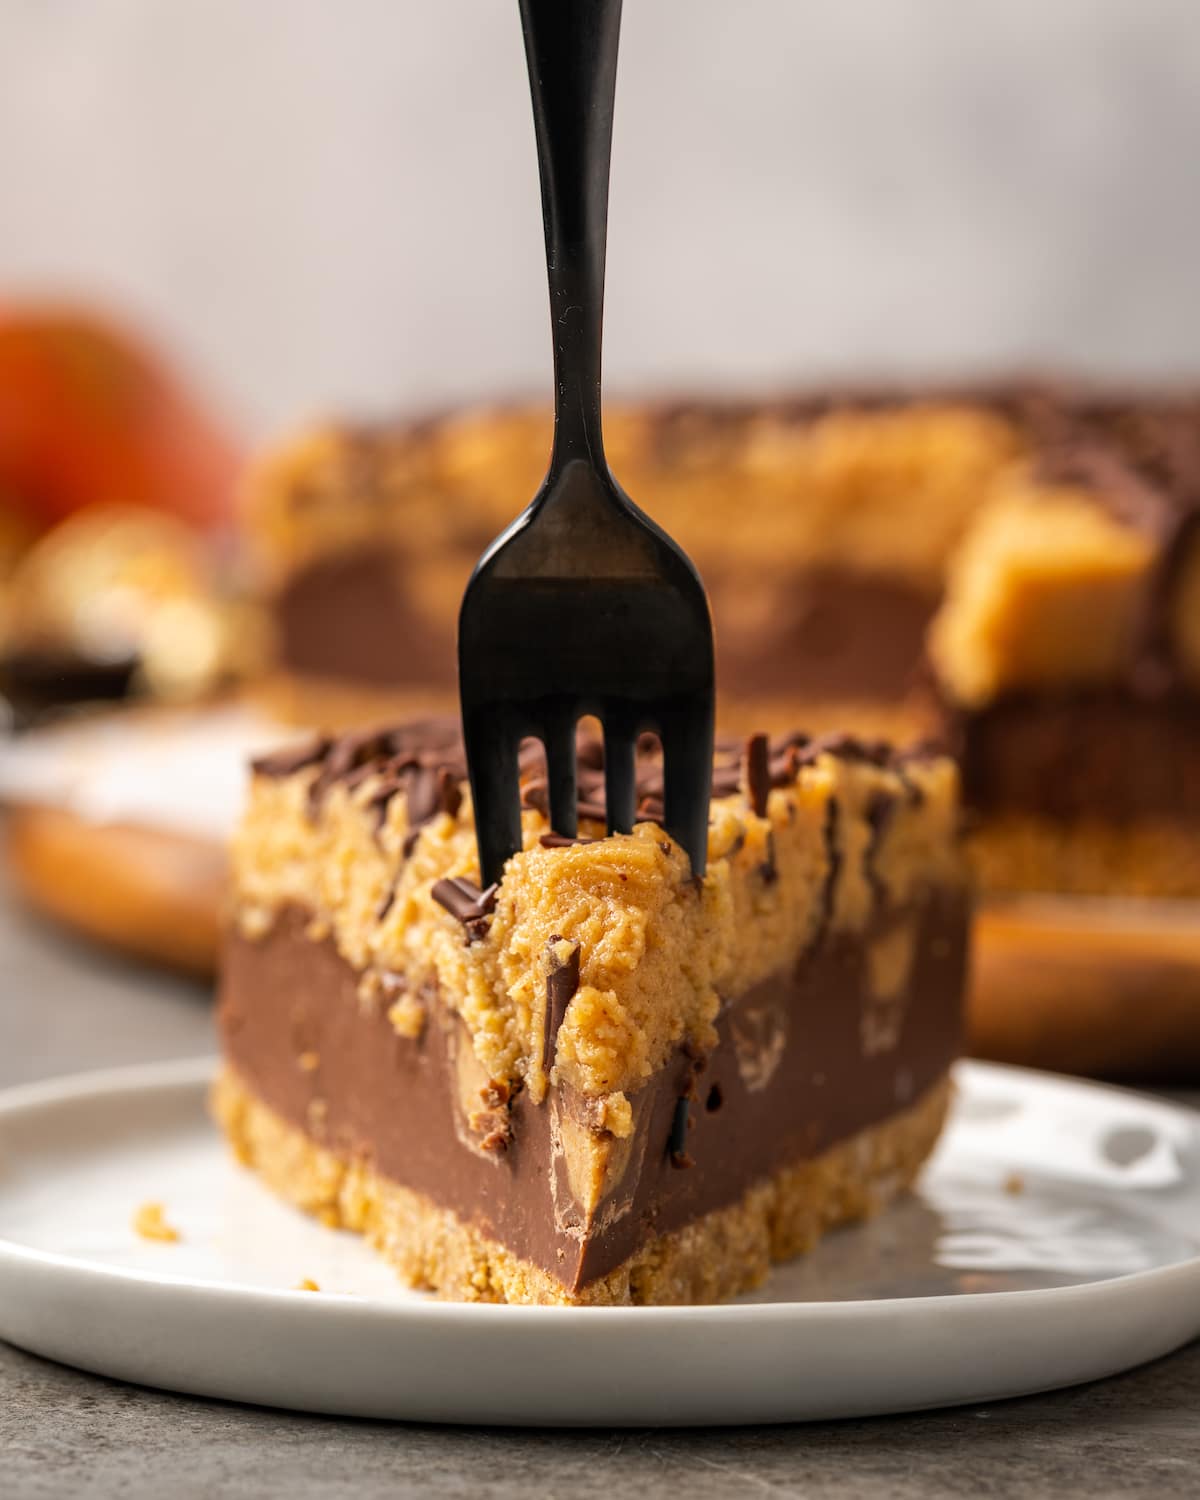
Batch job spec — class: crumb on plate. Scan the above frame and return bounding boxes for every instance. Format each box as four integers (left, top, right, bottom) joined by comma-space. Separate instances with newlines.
132, 1200, 180, 1243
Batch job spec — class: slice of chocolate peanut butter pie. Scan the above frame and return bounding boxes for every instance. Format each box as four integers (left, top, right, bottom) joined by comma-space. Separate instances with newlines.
214, 719, 967, 1305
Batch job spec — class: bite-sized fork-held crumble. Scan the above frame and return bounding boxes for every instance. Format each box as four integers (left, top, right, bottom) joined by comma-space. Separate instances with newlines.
215, 718, 968, 1305
244, 383, 1200, 898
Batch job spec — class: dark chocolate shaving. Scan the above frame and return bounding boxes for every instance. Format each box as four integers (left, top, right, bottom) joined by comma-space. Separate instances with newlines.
520, 777, 549, 816
576, 735, 606, 770
251, 735, 332, 779
759, 829, 779, 885
815, 796, 842, 945
864, 789, 897, 908
793, 732, 893, 769
431, 877, 498, 943
307, 729, 393, 814
363, 757, 464, 838
768, 742, 806, 790
539, 833, 598, 849
668, 1096, 694, 1169
361, 771, 408, 828
405, 764, 463, 828
265, 717, 939, 852
518, 738, 548, 774
323, 729, 392, 784
543, 936, 581, 1070
743, 733, 771, 817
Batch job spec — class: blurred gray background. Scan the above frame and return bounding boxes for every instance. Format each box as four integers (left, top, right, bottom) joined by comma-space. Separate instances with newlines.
1, 0, 1197, 439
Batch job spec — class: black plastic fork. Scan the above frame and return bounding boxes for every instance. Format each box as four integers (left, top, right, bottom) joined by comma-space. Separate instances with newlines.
458, 0, 715, 890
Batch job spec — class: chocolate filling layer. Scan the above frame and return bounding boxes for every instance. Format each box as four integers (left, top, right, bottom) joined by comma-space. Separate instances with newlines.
957, 692, 1200, 822
274, 549, 455, 688
219, 890, 966, 1294
275, 549, 936, 706
708, 567, 938, 702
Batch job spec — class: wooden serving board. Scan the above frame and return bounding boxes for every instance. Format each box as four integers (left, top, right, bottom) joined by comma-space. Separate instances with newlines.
5, 805, 225, 975
970, 898, 1200, 1081
0, 702, 274, 975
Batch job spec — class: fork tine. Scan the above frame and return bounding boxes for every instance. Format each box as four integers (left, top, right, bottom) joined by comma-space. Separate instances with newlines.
660, 697, 715, 879
543, 707, 578, 839
603, 710, 638, 836
462, 708, 521, 889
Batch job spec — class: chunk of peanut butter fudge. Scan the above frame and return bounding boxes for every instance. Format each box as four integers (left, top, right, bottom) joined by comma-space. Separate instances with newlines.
931, 399, 1200, 897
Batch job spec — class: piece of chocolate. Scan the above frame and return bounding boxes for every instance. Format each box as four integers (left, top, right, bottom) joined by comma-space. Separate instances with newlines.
431, 877, 498, 943
252, 735, 332, 779
668, 1095, 694, 1169
543, 936, 581, 1069
759, 830, 779, 885
406, 764, 463, 828
743, 733, 771, 818
307, 729, 393, 814
297, 717, 937, 841
817, 797, 841, 939
520, 778, 549, 816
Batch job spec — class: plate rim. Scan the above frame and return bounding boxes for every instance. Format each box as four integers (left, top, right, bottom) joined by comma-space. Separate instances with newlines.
0, 1053, 1196, 1328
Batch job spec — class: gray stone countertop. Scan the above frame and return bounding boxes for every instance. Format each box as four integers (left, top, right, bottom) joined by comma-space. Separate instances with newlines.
0, 885, 1196, 1499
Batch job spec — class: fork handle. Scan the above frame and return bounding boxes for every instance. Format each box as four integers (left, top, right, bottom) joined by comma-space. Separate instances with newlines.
520, 0, 623, 477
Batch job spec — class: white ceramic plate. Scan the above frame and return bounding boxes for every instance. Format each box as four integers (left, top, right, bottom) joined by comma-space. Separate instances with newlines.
0, 1058, 1196, 1426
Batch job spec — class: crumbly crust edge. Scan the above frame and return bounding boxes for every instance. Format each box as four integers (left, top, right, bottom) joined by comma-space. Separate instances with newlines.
212, 1064, 952, 1306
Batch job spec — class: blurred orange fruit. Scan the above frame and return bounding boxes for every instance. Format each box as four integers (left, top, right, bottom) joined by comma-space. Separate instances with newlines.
0, 305, 241, 537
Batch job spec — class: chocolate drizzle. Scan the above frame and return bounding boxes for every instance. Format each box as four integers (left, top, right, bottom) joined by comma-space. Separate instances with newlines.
864, 789, 898, 908
817, 796, 842, 942
264, 716, 940, 850
251, 735, 333, 779
404, 764, 462, 831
